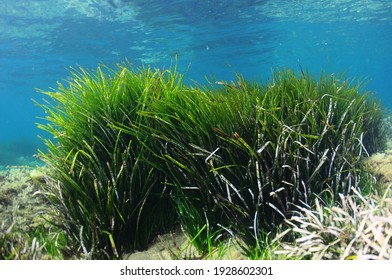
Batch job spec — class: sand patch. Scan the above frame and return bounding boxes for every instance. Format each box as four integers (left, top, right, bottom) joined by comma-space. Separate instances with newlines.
123, 229, 246, 260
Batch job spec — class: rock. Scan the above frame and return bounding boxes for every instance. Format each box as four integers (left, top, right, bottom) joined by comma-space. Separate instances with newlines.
29, 169, 46, 183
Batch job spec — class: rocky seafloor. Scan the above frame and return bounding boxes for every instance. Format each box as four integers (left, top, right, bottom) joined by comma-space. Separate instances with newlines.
0, 167, 50, 234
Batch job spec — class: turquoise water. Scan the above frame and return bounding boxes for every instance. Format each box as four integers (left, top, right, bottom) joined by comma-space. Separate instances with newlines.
0, 0, 391, 165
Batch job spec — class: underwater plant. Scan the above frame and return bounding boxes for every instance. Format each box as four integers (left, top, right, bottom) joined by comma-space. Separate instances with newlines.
36, 64, 181, 259
0, 221, 40, 260
274, 185, 392, 260
37, 63, 386, 258
127, 68, 386, 252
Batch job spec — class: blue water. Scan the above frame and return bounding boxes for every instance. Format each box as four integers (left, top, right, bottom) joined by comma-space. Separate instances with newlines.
0, 0, 391, 166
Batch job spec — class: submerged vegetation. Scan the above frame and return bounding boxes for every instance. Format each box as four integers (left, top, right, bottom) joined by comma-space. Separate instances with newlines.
35, 66, 181, 258
4, 62, 386, 259
128, 68, 386, 254
275, 185, 392, 260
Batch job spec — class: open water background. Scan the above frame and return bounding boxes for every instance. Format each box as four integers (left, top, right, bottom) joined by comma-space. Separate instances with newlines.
0, 0, 391, 165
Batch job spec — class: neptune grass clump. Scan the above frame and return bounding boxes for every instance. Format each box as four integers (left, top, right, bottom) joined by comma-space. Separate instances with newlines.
37, 65, 181, 259
132, 68, 385, 252
37, 63, 385, 258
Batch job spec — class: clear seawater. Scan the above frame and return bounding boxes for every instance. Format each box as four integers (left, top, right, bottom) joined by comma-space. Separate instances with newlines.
0, 0, 391, 166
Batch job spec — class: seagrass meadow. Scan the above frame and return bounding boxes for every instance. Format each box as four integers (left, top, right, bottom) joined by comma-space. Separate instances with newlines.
2, 63, 389, 260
